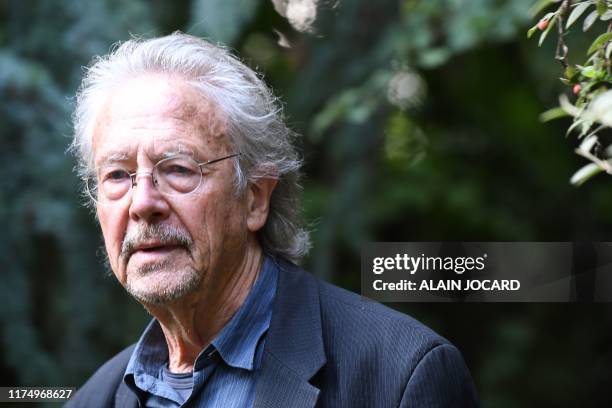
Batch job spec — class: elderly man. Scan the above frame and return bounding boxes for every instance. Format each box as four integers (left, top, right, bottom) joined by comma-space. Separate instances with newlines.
67, 32, 478, 407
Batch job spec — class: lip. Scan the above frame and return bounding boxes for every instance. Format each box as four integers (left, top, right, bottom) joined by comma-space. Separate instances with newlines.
129, 243, 184, 262
134, 242, 169, 252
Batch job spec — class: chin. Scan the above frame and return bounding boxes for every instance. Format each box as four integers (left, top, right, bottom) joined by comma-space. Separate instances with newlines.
124, 264, 202, 305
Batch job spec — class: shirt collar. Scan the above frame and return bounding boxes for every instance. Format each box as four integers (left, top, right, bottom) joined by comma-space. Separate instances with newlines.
208, 255, 278, 371
125, 319, 167, 382
125, 255, 278, 379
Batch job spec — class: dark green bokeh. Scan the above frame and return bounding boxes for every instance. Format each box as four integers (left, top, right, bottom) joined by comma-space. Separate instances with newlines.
2, 0, 612, 407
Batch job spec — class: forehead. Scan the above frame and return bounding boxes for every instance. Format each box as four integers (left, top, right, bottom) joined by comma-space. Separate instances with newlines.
92, 74, 228, 163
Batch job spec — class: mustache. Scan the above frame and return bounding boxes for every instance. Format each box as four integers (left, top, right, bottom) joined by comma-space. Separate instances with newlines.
120, 224, 193, 259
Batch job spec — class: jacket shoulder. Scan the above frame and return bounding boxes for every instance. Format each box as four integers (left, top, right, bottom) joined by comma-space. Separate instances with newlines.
278, 259, 449, 353
66, 344, 136, 408
317, 274, 448, 350
276, 259, 450, 363
281, 265, 478, 406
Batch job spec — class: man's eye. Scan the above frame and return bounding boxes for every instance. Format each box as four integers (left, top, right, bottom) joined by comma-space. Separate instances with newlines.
171, 165, 191, 174
102, 170, 129, 182
161, 164, 196, 176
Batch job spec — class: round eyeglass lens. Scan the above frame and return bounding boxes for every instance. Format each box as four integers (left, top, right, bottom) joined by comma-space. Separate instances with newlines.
97, 166, 132, 201
153, 156, 202, 195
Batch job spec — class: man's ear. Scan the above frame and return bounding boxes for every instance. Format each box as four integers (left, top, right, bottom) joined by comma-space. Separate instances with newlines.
246, 177, 278, 232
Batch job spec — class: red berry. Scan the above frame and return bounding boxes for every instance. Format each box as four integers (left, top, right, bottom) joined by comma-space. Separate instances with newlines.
573, 84, 582, 95
537, 19, 549, 30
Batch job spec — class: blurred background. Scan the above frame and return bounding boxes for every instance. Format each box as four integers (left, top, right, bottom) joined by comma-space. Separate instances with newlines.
2, 0, 612, 406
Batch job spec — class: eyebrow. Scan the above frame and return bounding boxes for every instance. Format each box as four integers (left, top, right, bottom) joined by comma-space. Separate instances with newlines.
152, 147, 197, 162
96, 152, 129, 165
160, 148, 194, 159
96, 147, 197, 166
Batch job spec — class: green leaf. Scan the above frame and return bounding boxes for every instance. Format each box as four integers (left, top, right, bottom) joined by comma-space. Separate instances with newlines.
539, 107, 569, 122
606, 41, 612, 58
585, 52, 599, 64
565, 65, 577, 80
418, 47, 451, 68
567, 2, 592, 29
601, 10, 612, 20
559, 93, 582, 118
567, 118, 585, 136
583, 10, 599, 31
529, 0, 555, 17
578, 118, 593, 137
527, 24, 539, 38
581, 80, 599, 93
596, 0, 607, 16
311, 91, 354, 138
580, 65, 599, 78
384, 113, 428, 167
539, 16, 557, 46
577, 134, 599, 153
570, 162, 603, 186
587, 32, 612, 54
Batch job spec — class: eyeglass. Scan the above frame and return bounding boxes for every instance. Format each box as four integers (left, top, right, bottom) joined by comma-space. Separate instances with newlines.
85, 153, 240, 203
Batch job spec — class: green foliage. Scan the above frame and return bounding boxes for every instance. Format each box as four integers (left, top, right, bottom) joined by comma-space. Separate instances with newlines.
530, 0, 612, 185
0, 0, 157, 388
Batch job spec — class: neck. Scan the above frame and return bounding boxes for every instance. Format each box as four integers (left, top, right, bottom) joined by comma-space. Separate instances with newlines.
145, 238, 264, 373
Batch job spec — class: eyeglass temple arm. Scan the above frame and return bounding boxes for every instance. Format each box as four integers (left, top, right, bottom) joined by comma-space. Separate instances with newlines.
198, 153, 241, 168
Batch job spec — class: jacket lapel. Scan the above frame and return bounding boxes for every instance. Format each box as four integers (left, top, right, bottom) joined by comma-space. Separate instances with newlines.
253, 260, 326, 408
114, 380, 139, 408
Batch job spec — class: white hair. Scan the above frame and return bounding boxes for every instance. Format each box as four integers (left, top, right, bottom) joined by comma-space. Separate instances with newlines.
71, 32, 310, 261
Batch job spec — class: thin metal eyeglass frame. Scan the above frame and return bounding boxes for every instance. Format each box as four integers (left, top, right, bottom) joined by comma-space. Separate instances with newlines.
85, 152, 241, 203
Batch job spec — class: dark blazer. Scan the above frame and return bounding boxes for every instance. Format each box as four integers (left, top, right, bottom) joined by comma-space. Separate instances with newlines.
67, 260, 479, 407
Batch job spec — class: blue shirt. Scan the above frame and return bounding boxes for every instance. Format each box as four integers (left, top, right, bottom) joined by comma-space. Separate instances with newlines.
123, 256, 279, 407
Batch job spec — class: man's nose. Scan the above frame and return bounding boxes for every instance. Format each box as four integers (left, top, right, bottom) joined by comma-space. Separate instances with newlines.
128, 173, 170, 222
